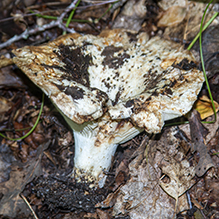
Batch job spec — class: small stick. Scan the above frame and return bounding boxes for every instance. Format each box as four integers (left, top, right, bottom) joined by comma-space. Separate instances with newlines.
20, 194, 38, 219
0, 0, 80, 50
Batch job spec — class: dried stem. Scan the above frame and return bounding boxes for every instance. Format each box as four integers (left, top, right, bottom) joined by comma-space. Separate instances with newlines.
20, 194, 38, 219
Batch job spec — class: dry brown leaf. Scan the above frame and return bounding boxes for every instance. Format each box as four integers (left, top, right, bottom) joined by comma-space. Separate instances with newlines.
0, 66, 26, 89
161, 2, 216, 43
96, 188, 121, 209
158, 0, 187, 10
0, 55, 13, 68
96, 209, 110, 219
159, 159, 196, 199
157, 5, 186, 27
112, 127, 196, 218
189, 110, 214, 177
0, 96, 13, 114
113, 155, 190, 218
113, 162, 176, 218
0, 142, 50, 217
195, 95, 219, 120
112, 0, 147, 31
84, 212, 98, 219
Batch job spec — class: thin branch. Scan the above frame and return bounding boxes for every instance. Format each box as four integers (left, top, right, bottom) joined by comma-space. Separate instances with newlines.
58, 0, 79, 23
0, 0, 80, 50
0, 21, 57, 50
20, 194, 38, 219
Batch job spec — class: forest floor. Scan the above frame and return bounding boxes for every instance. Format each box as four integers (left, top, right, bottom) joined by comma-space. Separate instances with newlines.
0, 0, 219, 218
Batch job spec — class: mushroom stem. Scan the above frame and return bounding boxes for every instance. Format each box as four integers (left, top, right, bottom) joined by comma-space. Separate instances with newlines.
60, 110, 142, 187
73, 131, 118, 187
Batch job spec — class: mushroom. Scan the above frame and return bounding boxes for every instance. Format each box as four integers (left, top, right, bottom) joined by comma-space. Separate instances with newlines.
12, 29, 204, 187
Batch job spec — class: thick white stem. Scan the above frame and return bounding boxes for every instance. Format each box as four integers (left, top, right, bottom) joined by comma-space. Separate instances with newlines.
60, 109, 142, 187
73, 131, 118, 187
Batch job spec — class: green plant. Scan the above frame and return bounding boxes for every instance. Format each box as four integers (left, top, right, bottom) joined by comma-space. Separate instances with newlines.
0, 93, 44, 141
196, 0, 217, 123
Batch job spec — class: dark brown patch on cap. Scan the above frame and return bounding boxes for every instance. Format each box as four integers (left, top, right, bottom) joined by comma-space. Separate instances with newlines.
172, 58, 197, 71
90, 87, 109, 103
101, 46, 130, 69
65, 86, 84, 99
151, 91, 159, 96
146, 97, 152, 101
112, 87, 124, 106
115, 119, 127, 131
125, 99, 134, 108
127, 32, 138, 43
161, 87, 173, 96
169, 79, 177, 88
124, 98, 144, 114
143, 69, 165, 91
52, 44, 92, 87
56, 84, 84, 100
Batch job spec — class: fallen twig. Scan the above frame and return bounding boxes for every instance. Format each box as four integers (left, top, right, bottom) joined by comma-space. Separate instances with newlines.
20, 194, 38, 219
0, 0, 79, 50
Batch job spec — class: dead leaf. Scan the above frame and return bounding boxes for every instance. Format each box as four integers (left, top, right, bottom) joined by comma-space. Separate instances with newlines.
84, 212, 98, 219
0, 141, 50, 217
112, 0, 147, 32
43, 150, 57, 166
0, 144, 16, 183
96, 188, 120, 209
112, 129, 194, 219
153, 127, 197, 200
112, 126, 202, 217
161, 2, 216, 44
0, 96, 13, 114
113, 153, 190, 218
188, 110, 214, 177
0, 66, 26, 89
96, 209, 110, 219
113, 162, 176, 218
157, 6, 186, 27
159, 159, 196, 199
0, 55, 13, 68
195, 95, 219, 120
158, 0, 187, 10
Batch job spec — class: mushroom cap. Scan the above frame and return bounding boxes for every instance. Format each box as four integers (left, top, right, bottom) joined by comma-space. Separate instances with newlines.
13, 29, 204, 133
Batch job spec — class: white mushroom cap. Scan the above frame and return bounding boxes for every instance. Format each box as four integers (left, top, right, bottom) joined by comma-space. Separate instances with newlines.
12, 29, 204, 185
13, 29, 203, 132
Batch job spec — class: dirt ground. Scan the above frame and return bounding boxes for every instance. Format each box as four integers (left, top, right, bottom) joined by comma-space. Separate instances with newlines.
0, 0, 219, 218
